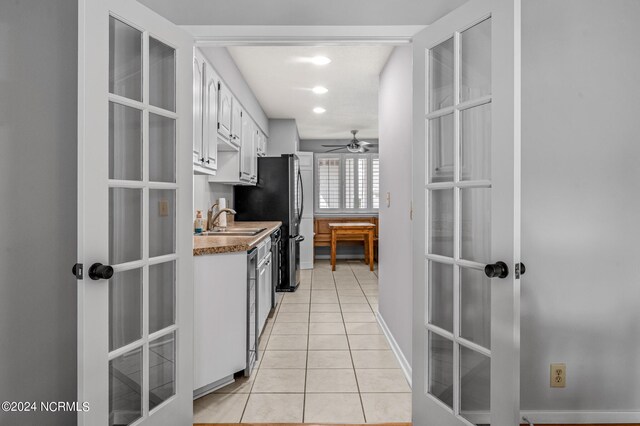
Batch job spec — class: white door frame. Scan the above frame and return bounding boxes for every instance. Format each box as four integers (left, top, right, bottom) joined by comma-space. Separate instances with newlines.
77, 0, 193, 424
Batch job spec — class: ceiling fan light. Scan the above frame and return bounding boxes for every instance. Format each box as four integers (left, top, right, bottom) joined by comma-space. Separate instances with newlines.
312, 86, 328, 94
313, 107, 326, 114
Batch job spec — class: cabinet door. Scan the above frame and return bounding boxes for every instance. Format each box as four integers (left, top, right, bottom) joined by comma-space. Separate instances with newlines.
193, 53, 204, 164
252, 127, 259, 180
217, 81, 232, 139
231, 99, 242, 143
240, 110, 253, 181
202, 63, 217, 171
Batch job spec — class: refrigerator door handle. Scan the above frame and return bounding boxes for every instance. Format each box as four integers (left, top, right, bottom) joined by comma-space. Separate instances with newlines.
295, 235, 305, 242
297, 170, 304, 223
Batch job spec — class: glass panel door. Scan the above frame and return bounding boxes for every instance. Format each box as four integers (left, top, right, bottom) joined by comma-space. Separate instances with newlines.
425, 17, 493, 426
108, 16, 178, 425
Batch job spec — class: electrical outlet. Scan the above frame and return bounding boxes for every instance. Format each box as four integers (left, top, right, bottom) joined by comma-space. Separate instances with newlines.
550, 363, 566, 388
159, 199, 169, 217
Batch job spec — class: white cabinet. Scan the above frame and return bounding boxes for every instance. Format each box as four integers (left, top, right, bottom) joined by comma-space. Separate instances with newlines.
257, 238, 272, 335
194, 252, 247, 395
202, 63, 218, 171
217, 81, 232, 140
193, 51, 217, 175
240, 110, 256, 184
231, 99, 242, 147
192, 53, 204, 166
256, 131, 267, 157
257, 253, 272, 334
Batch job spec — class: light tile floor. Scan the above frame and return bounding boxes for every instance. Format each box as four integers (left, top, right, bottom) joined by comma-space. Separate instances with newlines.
194, 259, 411, 424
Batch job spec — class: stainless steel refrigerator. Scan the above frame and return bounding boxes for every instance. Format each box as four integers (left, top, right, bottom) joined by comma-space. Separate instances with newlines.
234, 154, 304, 291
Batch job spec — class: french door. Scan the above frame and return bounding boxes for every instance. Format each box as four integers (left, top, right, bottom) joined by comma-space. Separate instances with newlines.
412, 0, 521, 425
77, 0, 193, 424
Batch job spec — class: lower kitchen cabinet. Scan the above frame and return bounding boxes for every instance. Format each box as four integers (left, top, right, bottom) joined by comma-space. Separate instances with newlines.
193, 251, 247, 396
257, 238, 272, 334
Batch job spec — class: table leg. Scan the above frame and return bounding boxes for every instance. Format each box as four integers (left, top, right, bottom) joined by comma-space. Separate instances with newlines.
363, 236, 369, 265
368, 230, 374, 271
331, 229, 337, 271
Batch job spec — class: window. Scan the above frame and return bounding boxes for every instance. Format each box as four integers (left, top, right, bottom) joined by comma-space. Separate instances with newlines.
315, 153, 379, 213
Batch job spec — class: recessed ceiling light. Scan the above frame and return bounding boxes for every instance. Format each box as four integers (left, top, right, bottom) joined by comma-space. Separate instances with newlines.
311, 56, 331, 66
313, 107, 326, 114
312, 86, 328, 94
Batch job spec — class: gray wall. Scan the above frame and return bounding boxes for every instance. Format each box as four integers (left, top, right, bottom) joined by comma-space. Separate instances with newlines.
521, 0, 640, 413
377, 47, 413, 366
199, 47, 269, 135
299, 139, 379, 154
0, 1, 78, 425
267, 119, 300, 155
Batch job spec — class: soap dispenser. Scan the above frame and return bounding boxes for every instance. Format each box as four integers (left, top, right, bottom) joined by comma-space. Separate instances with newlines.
194, 210, 205, 234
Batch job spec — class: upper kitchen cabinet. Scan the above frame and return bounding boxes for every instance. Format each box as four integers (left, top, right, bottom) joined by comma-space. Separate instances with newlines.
231, 99, 242, 147
192, 52, 204, 166
217, 81, 233, 141
256, 130, 267, 157
240, 109, 256, 184
193, 50, 217, 175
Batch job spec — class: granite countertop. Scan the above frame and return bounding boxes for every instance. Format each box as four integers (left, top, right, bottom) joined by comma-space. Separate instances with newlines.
193, 221, 282, 256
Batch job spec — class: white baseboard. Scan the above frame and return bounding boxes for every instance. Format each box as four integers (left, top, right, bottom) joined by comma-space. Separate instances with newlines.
315, 254, 366, 260
376, 312, 412, 388
519, 410, 640, 424
300, 261, 314, 269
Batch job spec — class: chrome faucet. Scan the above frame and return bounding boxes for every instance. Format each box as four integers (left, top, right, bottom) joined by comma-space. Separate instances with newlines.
209, 207, 236, 231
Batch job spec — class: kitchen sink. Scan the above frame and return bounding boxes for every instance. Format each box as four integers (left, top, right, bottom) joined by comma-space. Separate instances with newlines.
198, 228, 266, 237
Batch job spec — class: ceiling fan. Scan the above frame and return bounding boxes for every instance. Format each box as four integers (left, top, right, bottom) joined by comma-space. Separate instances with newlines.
322, 130, 378, 153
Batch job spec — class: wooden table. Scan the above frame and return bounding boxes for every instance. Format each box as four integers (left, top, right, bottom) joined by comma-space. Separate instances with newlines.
328, 222, 376, 271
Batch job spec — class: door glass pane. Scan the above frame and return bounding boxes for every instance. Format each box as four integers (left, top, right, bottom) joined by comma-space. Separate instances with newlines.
110, 346, 142, 426
149, 261, 175, 334
149, 332, 176, 410
109, 102, 142, 181
460, 346, 490, 423
461, 104, 491, 181
460, 18, 492, 102
460, 267, 491, 349
428, 331, 453, 408
428, 114, 454, 183
429, 189, 454, 257
460, 188, 491, 264
109, 17, 142, 101
149, 37, 176, 112
109, 188, 142, 264
149, 113, 176, 183
428, 261, 453, 333
429, 38, 454, 112
149, 189, 176, 258
109, 268, 142, 351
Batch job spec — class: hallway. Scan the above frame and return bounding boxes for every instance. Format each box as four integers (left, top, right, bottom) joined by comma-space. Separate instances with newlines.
194, 260, 411, 424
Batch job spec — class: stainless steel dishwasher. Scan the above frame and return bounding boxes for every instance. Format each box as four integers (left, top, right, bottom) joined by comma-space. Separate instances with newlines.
245, 248, 258, 377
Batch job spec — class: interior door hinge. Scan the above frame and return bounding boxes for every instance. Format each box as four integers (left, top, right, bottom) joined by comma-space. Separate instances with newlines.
410, 201, 413, 220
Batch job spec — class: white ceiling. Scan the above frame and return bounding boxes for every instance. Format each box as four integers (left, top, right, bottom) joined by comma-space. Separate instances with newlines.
220, 46, 393, 139
139, 0, 466, 26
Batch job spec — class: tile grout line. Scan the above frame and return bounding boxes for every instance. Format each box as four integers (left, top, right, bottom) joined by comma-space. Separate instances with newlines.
240, 286, 284, 423
302, 272, 312, 423
339, 262, 367, 423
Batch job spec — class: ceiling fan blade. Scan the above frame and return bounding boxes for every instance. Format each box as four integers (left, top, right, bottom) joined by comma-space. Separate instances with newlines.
325, 147, 346, 153
358, 141, 372, 145
322, 144, 348, 147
